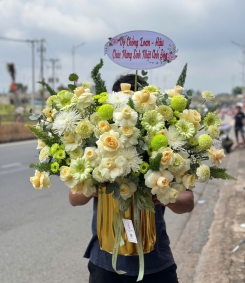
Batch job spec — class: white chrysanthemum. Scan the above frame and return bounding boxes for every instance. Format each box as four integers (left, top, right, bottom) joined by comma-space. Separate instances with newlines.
208, 125, 220, 139
119, 126, 140, 148
202, 90, 215, 102
99, 156, 126, 182
70, 157, 92, 182
92, 166, 108, 183
106, 92, 129, 108
60, 166, 79, 188
113, 105, 138, 126
39, 146, 50, 162
82, 82, 91, 89
61, 132, 83, 151
116, 177, 137, 200
165, 126, 186, 150
71, 178, 96, 197
196, 164, 210, 182
83, 147, 100, 167
168, 153, 185, 173
90, 112, 102, 125
52, 109, 81, 136
118, 147, 143, 175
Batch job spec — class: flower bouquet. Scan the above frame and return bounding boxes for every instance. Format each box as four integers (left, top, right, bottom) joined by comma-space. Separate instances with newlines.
27, 64, 235, 281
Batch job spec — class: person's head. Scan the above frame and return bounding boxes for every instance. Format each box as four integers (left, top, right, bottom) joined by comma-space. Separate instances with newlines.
236, 105, 242, 112
112, 74, 146, 92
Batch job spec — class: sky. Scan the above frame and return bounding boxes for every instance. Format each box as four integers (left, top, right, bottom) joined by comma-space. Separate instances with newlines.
0, 0, 245, 96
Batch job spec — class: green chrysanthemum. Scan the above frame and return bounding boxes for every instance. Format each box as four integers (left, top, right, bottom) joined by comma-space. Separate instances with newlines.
208, 125, 220, 139
97, 104, 114, 120
66, 157, 71, 165
203, 113, 221, 130
143, 85, 161, 95
46, 95, 57, 107
49, 143, 60, 155
55, 149, 66, 160
141, 110, 165, 133
168, 153, 185, 173
147, 145, 153, 156
51, 161, 60, 173
54, 90, 74, 109
198, 134, 212, 150
59, 144, 65, 150
170, 95, 187, 111
174, 111, 180, 118
188, 137, 199, 147
196, 164, 210, 182
70, 157, 92, 182
175, 119, 195, 139
82, 82, 91, 89
90, 112, 102, 125
98, 95, 108, 104
151, 134, 168, 151
169, 117, 177, 125
132, 171, 140, 176
157, 105, 173, 121
139, 162, 149, 174
76, 118, 94, 139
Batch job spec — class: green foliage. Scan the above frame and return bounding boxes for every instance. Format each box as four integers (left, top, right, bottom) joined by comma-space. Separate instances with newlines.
176, 63, 188, 87
25, 124, 59, 147
149, 153, 162, 171
68, 84, 76, 91
106, 182, 120, 198
127, 97, 135, 110
210, 167, 237, 180
232, 86, 243, 95
91, 59, 107, 94
136, 193, 155, 212
38, 81, 57, 96
30, 162, 52, 173
68, 73, 79, 82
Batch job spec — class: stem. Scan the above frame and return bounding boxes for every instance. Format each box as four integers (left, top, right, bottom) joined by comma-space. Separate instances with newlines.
196, 99, 206, 109
134, 70, 138, 92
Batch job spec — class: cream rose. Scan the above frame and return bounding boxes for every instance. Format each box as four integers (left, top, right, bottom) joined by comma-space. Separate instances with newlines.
37, 139, 46, 149
165, 88, 179, 98
39, 146, 50, 162
71, 178, 96, 197
132, 90, 157, 112
180, 109, 201, 128
98, 120, 111, 133
158, 147, 174, 168
174, 85, 184, 94
61, 132, 82, 151
182, 174, 196, 190
74, 86, 85, 97
30, 170, 51, 189
208, 146, 226, 167
60, 166, 78, 188
84, 147, 100, 167
96, 130, 123, 154
75, 88, 94, 109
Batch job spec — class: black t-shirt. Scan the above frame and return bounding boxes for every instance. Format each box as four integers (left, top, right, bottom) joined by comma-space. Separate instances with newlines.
235, 112, 245, 127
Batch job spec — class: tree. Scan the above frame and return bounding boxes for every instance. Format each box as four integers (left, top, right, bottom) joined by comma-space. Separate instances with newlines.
232, 86, 242, 95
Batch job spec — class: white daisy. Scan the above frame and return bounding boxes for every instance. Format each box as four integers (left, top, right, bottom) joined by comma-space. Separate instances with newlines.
106, 92, 129, 108
52, 109, 81, 136
118, 147, 143, 175
165, 126, 186, 150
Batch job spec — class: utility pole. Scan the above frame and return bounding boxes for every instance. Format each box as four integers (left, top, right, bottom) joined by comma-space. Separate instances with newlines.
47, 58, 60, 90
0, 36, 39, 110
37, 39, 46, 108
232, 41, 245, 95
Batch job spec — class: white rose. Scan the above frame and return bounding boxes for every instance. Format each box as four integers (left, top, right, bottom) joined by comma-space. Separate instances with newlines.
39, 146, 50, 162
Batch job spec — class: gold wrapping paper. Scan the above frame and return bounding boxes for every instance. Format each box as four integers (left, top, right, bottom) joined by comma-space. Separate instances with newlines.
97, 188, 156, 256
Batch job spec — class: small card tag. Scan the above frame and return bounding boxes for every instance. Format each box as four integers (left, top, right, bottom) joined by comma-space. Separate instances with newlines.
122, 219, 138, 243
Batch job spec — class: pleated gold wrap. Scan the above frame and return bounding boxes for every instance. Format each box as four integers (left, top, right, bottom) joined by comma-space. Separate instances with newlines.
97, 188, 156, 256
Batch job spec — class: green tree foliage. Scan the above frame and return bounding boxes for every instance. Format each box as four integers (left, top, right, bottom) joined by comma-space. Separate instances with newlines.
176, 63, 188, 87
232, 86, 243, 95
91, 59, 107, 94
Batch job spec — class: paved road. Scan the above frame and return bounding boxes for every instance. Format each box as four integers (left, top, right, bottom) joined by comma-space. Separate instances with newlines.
0, 139, 209, 283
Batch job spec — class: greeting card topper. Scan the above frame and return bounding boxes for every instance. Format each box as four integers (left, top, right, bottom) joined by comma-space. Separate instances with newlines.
104, 30, 178, 70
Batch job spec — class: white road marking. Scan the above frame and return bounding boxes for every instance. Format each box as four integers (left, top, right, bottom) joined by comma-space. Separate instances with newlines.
0, 139, 36, 148
1, 162, 22, 169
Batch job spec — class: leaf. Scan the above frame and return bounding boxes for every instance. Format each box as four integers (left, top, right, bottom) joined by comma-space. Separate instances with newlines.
29, 113, 42, 121
141, 70, 148, 76
143, 76, 149, 81
106, 182, 119, 194
186, 90, 192, 97
68, 84, 76, 91
38, 81, 56, 96
113, 187, 120, 199
45, 123, 53, 130
68, 73, 79, 82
